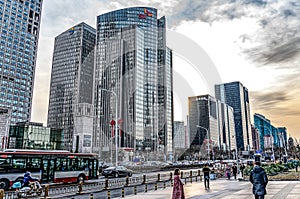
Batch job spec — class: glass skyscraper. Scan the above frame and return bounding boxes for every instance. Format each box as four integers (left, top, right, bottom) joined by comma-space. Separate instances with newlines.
0, 0, 43, 124
93, 7, 173, 160
47, 22, 96, 151
215, 81, 252, 151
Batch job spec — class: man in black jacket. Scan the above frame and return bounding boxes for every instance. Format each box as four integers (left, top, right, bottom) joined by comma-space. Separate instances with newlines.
202, 164, 211, 189
250, 161, 268, 199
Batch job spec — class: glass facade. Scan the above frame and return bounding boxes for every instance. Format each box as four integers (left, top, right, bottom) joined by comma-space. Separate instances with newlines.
188, 95, 217, 150
8, 122, 64, 150
215, 81, 252, 151
254, 113, 283, 150
94, 7, 173, 160
47, 23, 96, 150
0, 0, 43, 124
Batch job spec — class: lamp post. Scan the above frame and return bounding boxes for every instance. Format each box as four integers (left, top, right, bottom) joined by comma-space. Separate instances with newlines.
256, 124, 275, 163
101, 89, 118, 166
1, 107, 16, 150
196, 125, 209, 161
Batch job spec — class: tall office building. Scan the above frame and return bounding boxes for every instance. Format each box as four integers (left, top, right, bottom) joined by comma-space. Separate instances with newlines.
215, 81, 252, 151
47, 23, 96, 152
0, 0, 43, 124
188, 94, 236, 157
216, 101, 236, 151
188, 95, 218, 153
93, 7, 173, 160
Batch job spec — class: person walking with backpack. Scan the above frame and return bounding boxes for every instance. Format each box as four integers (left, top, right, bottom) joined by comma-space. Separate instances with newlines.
250, 161, 268, 199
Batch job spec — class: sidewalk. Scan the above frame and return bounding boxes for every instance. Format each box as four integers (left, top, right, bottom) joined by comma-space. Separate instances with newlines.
126, 179, 300, 199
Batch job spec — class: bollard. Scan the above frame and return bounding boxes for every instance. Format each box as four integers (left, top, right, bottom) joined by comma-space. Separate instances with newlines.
157, 173, 161, 182
0, 189, 4, 199
105, 178, 109, 189
163, 181, 166, 189
154, 183, 157, 191
90, 193, 94, 199
181, 171, 184, 179
107, 189, 111, 199
134, 186, 137, 195
122, 187, 125, 198
43, 185, 49, 198
125, 176, 129, 186
142, 174, 146, 184
170, 172, 173, 180
145, 184, 148, 192
77, 181, 83, 194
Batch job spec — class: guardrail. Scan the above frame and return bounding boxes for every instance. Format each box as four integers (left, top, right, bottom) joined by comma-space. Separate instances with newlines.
3, 169, 203, 199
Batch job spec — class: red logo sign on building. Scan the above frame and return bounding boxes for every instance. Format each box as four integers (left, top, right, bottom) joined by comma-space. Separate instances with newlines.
138, 8, 153, 19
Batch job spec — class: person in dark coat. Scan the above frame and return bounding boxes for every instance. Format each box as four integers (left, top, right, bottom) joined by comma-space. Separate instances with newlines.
202, 164, 211, 189
23, 172, 38, 187
232, 163, 238, 180
240, 164, 246, 177
250, 161, 268, 199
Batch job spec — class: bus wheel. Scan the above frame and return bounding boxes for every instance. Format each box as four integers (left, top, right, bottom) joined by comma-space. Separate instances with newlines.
0, 179, 9, 190
77, 175, 85, 183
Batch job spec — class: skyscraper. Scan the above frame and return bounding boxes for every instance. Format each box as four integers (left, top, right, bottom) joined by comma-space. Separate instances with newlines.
215, 81, 252, 151
47, 22, 96, 152
93, 7, 173, 160
0, 0, 43, 124
188, 95, 218, 154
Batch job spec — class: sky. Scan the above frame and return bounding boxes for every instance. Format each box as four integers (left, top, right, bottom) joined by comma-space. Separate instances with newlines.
32, 0, 300, 139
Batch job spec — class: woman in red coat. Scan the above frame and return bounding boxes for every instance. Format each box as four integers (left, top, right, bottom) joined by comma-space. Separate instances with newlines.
172, 168, 185, 199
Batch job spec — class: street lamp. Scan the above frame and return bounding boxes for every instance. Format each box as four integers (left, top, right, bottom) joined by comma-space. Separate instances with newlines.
101, 88, 118, 166
255, 124, 275, 163
0, 107, 16, 150
196, 125, 209, 161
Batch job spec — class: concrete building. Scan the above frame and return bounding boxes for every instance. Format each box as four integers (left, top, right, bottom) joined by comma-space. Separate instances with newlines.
93, 7, 173, 160
47, 22, 96, 152
0, 0, 44, 125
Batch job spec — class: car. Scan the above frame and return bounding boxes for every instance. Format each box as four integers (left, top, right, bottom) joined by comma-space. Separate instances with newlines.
102, 166, 133, 178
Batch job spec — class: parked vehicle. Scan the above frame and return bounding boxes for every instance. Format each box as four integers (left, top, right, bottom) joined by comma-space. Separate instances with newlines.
102, 166, 133, 178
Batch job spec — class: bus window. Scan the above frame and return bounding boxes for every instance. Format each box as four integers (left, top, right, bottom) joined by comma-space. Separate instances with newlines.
26, 158, 41, 172
56, 158, 67, 171
12, 158, 26, 169
0, 158, 11, 173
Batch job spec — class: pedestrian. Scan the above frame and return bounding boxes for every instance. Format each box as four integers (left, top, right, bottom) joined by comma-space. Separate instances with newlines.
250, 161, 268, 199
202, 164, 211, 189
240, 164, 246, 177
172, 168, 185, 199
232, 163, 238, 180
225, 165, 231, 180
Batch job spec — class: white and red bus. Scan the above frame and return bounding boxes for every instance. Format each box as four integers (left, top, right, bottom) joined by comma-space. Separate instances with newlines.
0, 149, 99, 190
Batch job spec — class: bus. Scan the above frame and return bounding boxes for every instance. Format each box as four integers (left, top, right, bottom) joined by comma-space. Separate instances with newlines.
0, 149, 99, 190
